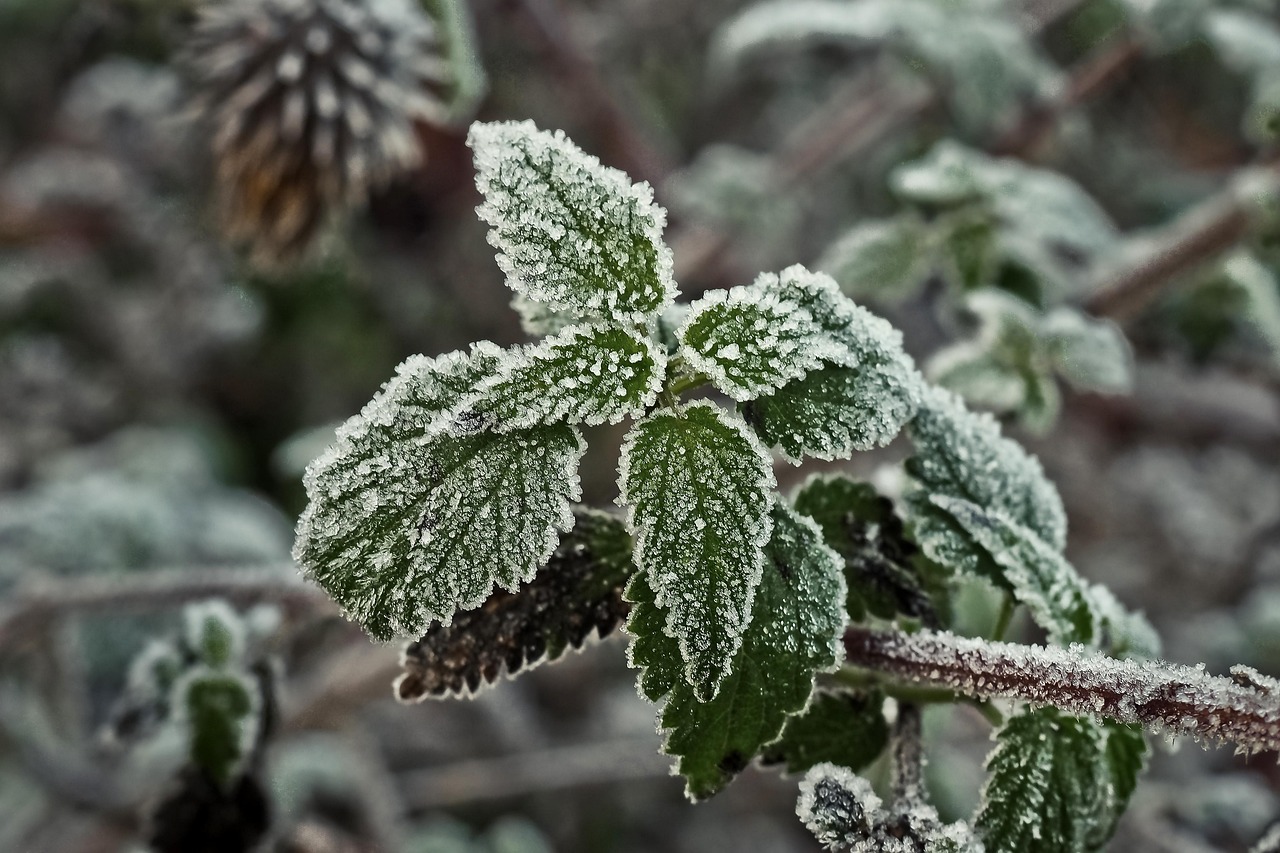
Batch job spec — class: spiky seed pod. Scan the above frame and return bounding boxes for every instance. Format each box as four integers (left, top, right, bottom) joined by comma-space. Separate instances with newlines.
188, 0, 454, 263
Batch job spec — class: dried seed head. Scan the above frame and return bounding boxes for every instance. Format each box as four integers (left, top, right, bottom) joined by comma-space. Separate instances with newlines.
188, 0, 455, 263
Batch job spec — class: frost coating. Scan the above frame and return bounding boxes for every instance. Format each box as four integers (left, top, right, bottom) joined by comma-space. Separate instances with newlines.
294, 345, 586, 640
626, 500, 847, 799
798, 762, 985, 852
464, 323, 666, 431
977, 707, 1106, 853
619, 402, 775, 700
906, 385, 1066, 566
468, 119, 675, 319
742, 265, 926, 461
678, 283, 846, 401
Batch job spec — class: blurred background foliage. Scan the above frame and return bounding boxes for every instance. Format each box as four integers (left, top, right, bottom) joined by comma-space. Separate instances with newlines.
0, 0, 1279, 850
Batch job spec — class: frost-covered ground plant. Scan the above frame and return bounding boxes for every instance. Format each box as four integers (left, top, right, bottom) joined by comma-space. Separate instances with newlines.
295, 121, 1280, 852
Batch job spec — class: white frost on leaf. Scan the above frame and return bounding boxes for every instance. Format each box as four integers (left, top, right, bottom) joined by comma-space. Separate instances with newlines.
468, 119, 675, 320
1043, 307, 1133, 394
741, 264, 926, 462
798, 762, 985, 852
678, 282, 849, 400
618, 402, 775, 700
293, 344, 586, 640
461, 322, 666, 431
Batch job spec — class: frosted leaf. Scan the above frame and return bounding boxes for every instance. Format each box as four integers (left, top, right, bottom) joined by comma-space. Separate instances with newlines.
1219, 251, 1280, 360
294, 345, 586, 640
464, 323, 666, 431
176, 667, 260, 790
1118, 0, 1217, 52
798, 761, 985, 852
977, 707, 1108, 853
678, 283, 848, 401
816, 214, 933, 303
1088, 584, 1161, 660
184, 600, 246, 669
655, 302, 691, 355
1091, 723, 1148, 849
793, 473, 941, 626
469, 120, 675, 320
1043, 308, 1133, 394
626, 500, 847, 799
928, 495, 1097, 646
761, 689, 888, 775
742, 265, 926, 461
1205, 10, 1280, 75
510, 293, 581, 338
905, 385, 1066, 554
618, 402, 775, 699
396, 509, 635, 700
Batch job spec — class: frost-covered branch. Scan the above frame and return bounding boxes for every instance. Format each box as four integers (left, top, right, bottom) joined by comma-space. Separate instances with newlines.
843, 626, 1280, 754
1086, 163, 1280, 320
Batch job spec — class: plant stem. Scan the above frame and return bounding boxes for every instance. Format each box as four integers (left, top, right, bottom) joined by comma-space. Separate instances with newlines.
833, 663, 1005, 727
843, 626, 1280, 753
991, 592, 1016, 642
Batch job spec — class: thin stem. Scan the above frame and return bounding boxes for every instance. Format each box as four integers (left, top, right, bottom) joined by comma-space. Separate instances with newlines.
991, 592, 1016, 642
844, 626, 1280, 753
889, 703, 925, 803
833, 664, 1004, 727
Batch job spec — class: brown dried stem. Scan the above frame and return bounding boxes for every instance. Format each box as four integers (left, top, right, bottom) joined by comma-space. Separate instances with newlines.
843, 626, 1280, 754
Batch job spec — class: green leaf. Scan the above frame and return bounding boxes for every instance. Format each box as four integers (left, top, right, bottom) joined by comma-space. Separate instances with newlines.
626, 500, 847, 799
904, 386, 1066, 580
977, 707, 1108, 853
929, 495, 1097, 645
1044, 308, 1133, 394
761, 689, 887, 775
678, 284, 846, 401
1090, 723, 1148, 849
742, 266, 925, 461
179, 669, 259, 789
937, 210, 999, 291
396, 509, 636, 700
183, 601, 244, 669
465, 323, 666, 431
294, 345, 586, 640
469, 120, 675, 320
792, 474, 941, 625
816, 214, 933, 303
619, 402, 775, 699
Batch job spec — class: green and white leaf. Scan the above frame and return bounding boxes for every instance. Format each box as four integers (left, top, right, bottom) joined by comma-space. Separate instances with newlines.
1222, 251, 1280, 361
905, 385, 1067, 582
295, 345, 586, 640
1090, 723, 1149, 849
762, 689, 888, 775
1044, 308, 1133, 393
1204, 9, 1280, 75
816, 214, 933, 303
1089, 584, 1161, 660
742, 265, 925, 461
183, 600, 245, 669
619, 402, 775, 698
929, 495, 1097, 645
977, 707, 1108, 853
626, 500, 846, 799
177, 668, 259, 788
678, 283, 848, 400
465, 323, 666, 431
510, 293, 581, 338
469, 120, 675, 320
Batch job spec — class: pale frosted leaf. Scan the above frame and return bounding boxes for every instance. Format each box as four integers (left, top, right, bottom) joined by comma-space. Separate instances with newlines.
469, 120, 674, 319
816, 214, 933, 302
619, 402, 775, 699
1205, 10, 1280, 75
977, 707, 1108, 853
742, 265, 926, 461
1221, 251, 1280, 360
294, 345, 585, 640
626, 500, 847, 799
1089, 584, 1161, 660
184, 600, 246, 669
464, 323, 666, 431
1044, 308, 1133, 393
928, 495, 1097, 645
397, 509, 635, 700
510, 293, 580, 337
679, 283, 847, 401
1090, 723, 1148, 849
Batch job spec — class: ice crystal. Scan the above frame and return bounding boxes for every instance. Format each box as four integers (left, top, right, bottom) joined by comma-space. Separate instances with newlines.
798, 762, 984, 852
395, 509, 635, 700
294, 345, 585, 640
741, 265, 926, 461
618, 403, 775, 699
679, 283, 848, 401
469, 120, 675, 320
463, 323, 666, 431
626, 500, 847, 799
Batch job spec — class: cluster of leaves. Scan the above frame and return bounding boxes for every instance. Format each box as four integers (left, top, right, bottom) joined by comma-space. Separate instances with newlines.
295, 120, 1163, 851
817, 141, 1132, 430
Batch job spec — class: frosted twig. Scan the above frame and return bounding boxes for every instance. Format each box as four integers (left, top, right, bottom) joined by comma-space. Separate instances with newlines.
843, 627, 1280, 754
